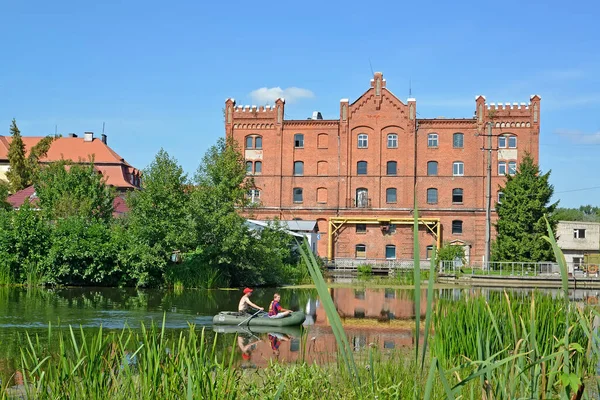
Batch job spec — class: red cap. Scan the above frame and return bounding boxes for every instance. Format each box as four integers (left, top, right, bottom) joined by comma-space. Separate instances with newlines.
243, 288, 253, 294
242, 353, 251, 360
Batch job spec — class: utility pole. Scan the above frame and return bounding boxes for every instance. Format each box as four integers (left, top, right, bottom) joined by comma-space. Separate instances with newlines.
484, 122, 493, 270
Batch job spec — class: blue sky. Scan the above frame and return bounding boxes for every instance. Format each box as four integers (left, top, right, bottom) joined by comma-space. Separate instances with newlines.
1, 0, 598, 207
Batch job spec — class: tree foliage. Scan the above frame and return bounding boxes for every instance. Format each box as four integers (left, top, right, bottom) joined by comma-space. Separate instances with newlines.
35, 160, 115, 222
0, 140, 302, 288
6, 119, 28, 192
553, 205, 600, 222
492, 154, 559, 262
5, 119, 54, 192
0, 181, 11, 211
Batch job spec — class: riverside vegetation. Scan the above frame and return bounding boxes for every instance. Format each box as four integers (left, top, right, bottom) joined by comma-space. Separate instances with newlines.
0, 135, 308, 288
2, 200, 599, 398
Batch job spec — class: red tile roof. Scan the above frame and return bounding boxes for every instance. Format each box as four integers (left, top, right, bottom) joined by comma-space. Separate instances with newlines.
7, 186, 130, 217
0, 135, 140, 190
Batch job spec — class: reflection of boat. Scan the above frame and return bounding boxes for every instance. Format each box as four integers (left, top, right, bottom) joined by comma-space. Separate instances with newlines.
212, 311, 306, 327
212, 324, 303, 337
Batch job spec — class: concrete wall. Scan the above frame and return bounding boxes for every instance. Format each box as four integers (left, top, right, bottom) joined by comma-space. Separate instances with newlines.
557, 221, 600, 257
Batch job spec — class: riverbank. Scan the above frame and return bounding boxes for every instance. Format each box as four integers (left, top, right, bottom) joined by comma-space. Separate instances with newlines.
439, 273, 600, 288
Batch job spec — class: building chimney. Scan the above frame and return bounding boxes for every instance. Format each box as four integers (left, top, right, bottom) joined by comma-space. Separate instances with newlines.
101, 134, 107, 145
84, 132, 94, 142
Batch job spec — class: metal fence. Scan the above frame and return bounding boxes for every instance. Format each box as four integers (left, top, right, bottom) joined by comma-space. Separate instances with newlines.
331, 258, 600, 278
333, 258, 432, 271
439, 260, 600, 278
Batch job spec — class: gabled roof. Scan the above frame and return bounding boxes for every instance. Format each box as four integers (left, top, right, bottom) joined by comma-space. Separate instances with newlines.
0, 136, 131, 166
0, 135, 140, 190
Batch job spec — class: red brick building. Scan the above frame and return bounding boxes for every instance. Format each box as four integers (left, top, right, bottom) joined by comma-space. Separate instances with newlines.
225, 72, 540, 264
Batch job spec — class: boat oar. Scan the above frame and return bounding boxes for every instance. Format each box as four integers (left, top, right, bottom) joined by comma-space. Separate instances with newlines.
237, 309, 262, 326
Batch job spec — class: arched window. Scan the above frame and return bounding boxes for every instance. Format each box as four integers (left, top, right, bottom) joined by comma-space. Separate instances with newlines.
356, 188, 369, 208
355, 244, 366, 259
317, 160, 328, 175
254, 161, 262, 174
385, 245, 396, 260
255, 136, 263, 149
293, 161, 304, 176
452, 188, 463, 203
508, 161, 517, 175
427, 161, 438, 176
317, 187, 328, 203
453, 133, 464, 148
387, 134, 398, 148
294, 134, 304, 148
317, 133, 328, 149
357, 161, 367, 175
245, 136, 254, 149
428, 133, 438, 147
498, 161, 507, 176
245, 161, 253, 174
293, 187, 303, 203
427, 188, 438, 204
452, 220, 463, 234
357, 134, 368, 148
453, 161, 464, 176
386, 188, 397, 203
386, 161, 397, 175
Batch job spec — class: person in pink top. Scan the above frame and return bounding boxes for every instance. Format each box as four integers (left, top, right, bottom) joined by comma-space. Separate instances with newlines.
268, 293, 292, 319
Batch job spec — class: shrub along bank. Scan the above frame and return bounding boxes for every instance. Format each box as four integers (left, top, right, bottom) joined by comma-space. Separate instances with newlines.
0, 138, 306, 288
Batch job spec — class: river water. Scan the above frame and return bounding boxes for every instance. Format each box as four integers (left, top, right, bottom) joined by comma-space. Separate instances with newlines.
0, 285, 598, 381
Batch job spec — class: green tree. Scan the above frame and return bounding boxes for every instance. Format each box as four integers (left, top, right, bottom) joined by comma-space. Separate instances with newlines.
189, 137, 257, 285
6, 119, 28, 192
492, 154, 558, 262
6, 119, 54, 192
0, 181, 11, 211
35, 159, 115, 222
124, 149, 192, 286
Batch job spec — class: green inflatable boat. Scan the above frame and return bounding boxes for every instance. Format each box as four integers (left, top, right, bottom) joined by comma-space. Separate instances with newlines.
212, 311, 306, 327
212, 324, 303, 338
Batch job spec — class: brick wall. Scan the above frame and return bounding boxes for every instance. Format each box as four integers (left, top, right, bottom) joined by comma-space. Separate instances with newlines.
226, 73, 540, 262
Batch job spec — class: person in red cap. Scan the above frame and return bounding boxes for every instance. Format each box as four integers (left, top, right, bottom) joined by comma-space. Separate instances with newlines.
238, 288, 263, 315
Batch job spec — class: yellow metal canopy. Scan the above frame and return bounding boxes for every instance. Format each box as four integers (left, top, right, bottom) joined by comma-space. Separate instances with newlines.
327, 217, 441, 260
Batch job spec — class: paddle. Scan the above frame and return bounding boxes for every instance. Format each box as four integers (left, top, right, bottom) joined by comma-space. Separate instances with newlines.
237, 309, 262, 326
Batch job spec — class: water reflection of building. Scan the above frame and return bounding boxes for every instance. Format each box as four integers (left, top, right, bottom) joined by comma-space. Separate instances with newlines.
315, 288, 427, 321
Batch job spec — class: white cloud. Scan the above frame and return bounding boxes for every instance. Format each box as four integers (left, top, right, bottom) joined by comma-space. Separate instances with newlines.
554, 129, 600, 144
249, 86, 314, 104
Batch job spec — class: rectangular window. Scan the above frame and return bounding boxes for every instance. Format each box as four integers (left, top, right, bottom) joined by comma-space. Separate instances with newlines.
427, 161, 438, 176
427, 188, 438, 204
245, 136, 254, 149
498, 136, 507, 148
498, 192, 504, 204
508, 136, 517, 148
452, 220, 463, 234
255, 136, 262, 149
293, 188, 303, 203
453, 162, 464, 176
426, 245, 434, 260
254, 161, 262, 174
385, 245, 396, 260
355, 244, 366, 259
387, 134, 398, 148
293, 161, 304, 176
386, 188, 397, 203
386, 161, 397, 175
294, 134, 304, 148
453, 133, 464, 148
574, 229, 586, 239
498, 161, 507, 176
508, 161, 517, 175
356, 224, 367, 233
428, 134, 438, 147
357, 161, 367, 175
452, 188, 463, 203
358, 134, 368, 148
